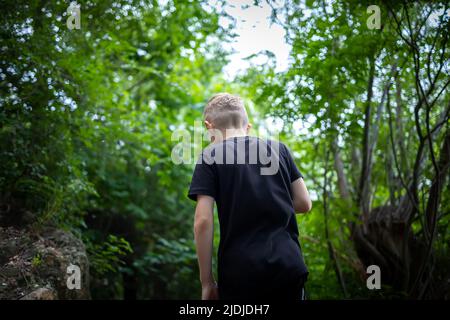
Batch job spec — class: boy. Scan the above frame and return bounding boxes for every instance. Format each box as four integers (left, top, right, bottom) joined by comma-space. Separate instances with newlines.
188, 93, 312, 300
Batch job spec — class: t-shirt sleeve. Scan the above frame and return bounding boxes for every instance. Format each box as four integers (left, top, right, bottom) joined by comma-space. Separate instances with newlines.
282, 143, 303, 182
187, 153, 217, 201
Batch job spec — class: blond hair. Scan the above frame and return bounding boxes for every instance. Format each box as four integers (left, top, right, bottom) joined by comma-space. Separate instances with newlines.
204, 93, 248, 130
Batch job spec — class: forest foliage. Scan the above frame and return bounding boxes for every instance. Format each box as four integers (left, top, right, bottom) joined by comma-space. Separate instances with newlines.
0, 0, 449, 299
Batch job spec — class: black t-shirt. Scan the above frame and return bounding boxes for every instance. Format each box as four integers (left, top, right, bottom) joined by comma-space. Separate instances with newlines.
188, 136, 308, 299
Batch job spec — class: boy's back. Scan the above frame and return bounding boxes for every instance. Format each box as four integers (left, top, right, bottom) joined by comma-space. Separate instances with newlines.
189, 136, 308, 299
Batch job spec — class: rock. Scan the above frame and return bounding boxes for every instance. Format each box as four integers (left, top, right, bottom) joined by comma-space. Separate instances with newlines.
20, 287, 57, 300
0, 227, 91, 300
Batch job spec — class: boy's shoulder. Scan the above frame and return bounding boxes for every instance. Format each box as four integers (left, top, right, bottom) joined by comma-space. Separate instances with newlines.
202, 136, 287, 149
198, 136, 289, 165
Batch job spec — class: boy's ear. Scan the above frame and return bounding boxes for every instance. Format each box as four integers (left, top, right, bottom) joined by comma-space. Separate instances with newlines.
246, 123, 252, 133
204, 120, 213, 129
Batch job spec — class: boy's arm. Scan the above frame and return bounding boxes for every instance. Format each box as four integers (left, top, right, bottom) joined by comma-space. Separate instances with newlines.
194, 195, 218, 300
291, 177, 312, 214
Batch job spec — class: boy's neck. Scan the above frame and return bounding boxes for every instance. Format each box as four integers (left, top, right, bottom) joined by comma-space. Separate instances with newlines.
213, 128, 248, 143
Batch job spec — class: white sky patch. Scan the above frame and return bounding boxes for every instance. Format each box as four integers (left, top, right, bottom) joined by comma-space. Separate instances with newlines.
265, 116, 284, 132
217, 0, 291, 79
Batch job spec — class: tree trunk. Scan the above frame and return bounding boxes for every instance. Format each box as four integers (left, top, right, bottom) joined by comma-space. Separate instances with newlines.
358, 55, 376, 233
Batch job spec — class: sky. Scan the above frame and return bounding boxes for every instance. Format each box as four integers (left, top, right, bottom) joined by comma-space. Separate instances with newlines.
214, 0, 291, 79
